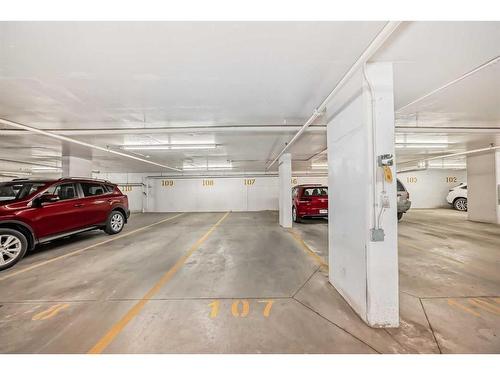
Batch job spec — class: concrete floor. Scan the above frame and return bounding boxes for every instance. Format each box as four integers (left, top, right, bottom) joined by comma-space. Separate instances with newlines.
0, 210, 498, 353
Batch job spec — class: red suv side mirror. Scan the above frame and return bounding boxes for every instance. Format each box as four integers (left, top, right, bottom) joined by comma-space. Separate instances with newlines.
36, 194, 60, 206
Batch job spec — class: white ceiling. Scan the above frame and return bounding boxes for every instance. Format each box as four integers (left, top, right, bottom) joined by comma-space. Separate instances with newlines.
0, 21, 499, 177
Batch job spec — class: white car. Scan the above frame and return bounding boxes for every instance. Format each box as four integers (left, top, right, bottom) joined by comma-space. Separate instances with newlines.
446, 183, 467, 211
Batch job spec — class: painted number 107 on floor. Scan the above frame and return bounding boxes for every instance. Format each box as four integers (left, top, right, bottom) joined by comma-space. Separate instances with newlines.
208, 299, 274, 318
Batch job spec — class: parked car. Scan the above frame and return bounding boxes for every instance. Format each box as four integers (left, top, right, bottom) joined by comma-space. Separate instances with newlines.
0, 178, 130, 271
397, 179, 411, 221
446, 183, 467, 211
292, 184, 328, 223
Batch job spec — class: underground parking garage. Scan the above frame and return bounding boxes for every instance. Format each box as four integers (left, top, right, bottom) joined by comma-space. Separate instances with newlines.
0, 19, 499, 359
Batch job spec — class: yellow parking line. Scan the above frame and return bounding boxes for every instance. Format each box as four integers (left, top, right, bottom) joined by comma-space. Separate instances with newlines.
0, 213, 185, 282
447, 299, 481, 317
88, 211, 230, 354
32, 303, 69, 321
288, 229, 328, 269
470, 298, 500, 315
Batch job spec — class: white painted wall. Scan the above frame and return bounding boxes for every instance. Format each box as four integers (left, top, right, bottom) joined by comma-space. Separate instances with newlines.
293, 176, 328, 186
397, 169, 467, 208
466, 151, 500, 224
95, 172, 327, 213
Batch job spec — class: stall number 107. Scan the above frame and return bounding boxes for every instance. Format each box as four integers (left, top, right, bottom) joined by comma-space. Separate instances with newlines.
208, 299, 274, 318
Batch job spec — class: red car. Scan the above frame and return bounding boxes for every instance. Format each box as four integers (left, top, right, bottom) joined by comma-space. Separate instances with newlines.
292, 184, 328, 223
0, 178, 130, 271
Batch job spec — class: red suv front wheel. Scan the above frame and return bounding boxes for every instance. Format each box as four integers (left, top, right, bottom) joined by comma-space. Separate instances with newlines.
0, 228, 28, 271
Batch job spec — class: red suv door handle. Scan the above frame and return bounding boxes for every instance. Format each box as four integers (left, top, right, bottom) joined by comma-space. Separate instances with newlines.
74, 203, 84, 208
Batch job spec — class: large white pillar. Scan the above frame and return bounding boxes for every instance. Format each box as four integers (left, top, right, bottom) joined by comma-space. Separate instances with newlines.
466, 150, 500, 224
279, 153, 292, 228
327, 62, 399, 327
61, 144, 92, 178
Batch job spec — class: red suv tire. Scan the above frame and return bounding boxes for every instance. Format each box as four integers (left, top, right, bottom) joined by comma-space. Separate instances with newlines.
0, 228, 28, 271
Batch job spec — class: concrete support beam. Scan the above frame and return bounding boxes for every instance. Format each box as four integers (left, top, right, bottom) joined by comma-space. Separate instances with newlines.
278, 153, 292, 228
466, 150, 500, 224
62, 144, 92, 178
327, 63, 399, 327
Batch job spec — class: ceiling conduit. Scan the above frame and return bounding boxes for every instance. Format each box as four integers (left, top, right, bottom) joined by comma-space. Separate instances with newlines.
266, 21, 402, 170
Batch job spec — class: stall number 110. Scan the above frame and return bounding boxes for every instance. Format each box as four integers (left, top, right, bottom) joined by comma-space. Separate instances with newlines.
208, 299, 274, 318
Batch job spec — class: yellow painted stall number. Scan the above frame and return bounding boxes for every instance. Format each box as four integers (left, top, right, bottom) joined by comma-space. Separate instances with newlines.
121, 186, 133, 192
203, 179, 214, 187
446, 177, 457, 183
406, 176, 417, 183
161, 180, 174, 187
244, 179, 255, 186
208, 299, 274, 319
291, 178, 298, 185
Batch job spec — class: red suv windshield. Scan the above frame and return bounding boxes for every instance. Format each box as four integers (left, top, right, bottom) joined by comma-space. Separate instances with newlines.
0, 181, 48, 204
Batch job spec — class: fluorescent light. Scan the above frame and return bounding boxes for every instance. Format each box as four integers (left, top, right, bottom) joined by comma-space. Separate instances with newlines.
0, 171, 32, 177
183, 166, 232, 171
311, 163, 328, 169
395, 143, 449, 149
123, 144, 217, 151
182, 167, 233, 171
32, 166, 61, 171
182, 161, 233, 171
32, 166, 62, 173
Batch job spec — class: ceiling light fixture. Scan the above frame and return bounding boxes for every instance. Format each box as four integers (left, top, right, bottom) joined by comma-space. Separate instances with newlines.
0, 170, 32, 177
311, 163, 328, 169
395, 143, 450, 149
182, 166, 233, 171
32, 166, 62, 173
123, 144, 217, 151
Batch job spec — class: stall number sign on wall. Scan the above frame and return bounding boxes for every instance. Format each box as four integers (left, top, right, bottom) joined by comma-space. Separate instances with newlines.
161, 180, 174, 187
446, 177, 458, 183
406, 176, 418, 183
244, 179, 255, 186
121, 185, 133, 192
203, 179, 214, 187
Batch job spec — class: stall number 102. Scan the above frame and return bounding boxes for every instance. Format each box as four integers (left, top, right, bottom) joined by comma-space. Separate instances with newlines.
208, 299, 274, 318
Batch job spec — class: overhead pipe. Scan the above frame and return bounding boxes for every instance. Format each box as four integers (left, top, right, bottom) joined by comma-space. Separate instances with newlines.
396, 55, 500, 113
0, 118, 182, 172
398, 143, 500, 165
266, 21, 402, 170
0, 124, 328, 136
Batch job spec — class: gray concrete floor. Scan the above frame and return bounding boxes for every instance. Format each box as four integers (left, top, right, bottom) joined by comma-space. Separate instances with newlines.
0, 210, 498, 353
296, 209, 500, 354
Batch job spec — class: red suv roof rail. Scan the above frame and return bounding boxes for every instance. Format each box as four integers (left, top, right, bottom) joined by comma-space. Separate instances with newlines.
58, 177, 112, 184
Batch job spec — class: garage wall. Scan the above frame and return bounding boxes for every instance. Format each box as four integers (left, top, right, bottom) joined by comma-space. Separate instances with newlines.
95, 172, 327, 213
397, 169, 466, 208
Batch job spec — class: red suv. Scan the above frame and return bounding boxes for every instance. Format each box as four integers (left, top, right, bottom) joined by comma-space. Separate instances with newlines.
292, 184, 328, 223
0, 178, 130, 271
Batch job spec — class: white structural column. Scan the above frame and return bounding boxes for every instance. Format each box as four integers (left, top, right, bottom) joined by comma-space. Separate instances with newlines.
278, 153, 292, 228
327, 62, 399, 327
466, 150, 500, 224
61, 144, 93, 178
